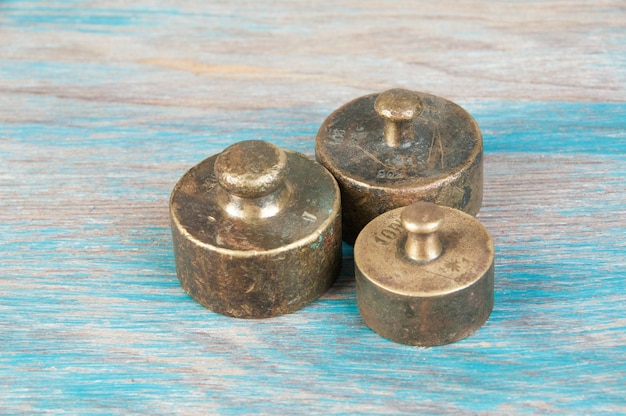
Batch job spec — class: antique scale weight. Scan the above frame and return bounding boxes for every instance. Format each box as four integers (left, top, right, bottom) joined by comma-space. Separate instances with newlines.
170, 140, 342, 318
316, 88, 484, 244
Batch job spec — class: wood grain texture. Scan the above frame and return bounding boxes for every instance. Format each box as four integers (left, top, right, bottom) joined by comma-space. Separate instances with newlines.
0, 1, 625, 414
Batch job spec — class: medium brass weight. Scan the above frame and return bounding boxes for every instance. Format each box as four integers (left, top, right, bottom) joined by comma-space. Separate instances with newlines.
170, 140, 342, 318
355, 201, 494, 346
316, 88, 483, 244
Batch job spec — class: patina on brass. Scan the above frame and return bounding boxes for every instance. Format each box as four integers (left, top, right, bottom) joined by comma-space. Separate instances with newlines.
355, 202, 494, 346
170, 140, 342, 318
316, 88, 483, 244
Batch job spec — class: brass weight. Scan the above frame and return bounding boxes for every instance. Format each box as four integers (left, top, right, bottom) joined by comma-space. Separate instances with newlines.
355, 202, 494, 346
316, 88, 483, 244
170, 140, 342, 318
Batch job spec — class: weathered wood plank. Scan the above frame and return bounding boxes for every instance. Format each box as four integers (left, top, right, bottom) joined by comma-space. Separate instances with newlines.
0, 1, 625, 414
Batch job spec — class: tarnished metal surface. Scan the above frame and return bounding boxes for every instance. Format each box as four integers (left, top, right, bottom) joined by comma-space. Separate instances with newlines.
170, 140, 342, 318
355, 202, 494, 346
316, 88, 483, 244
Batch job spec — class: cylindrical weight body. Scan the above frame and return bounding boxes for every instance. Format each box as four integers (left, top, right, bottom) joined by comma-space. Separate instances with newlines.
316, 88, 483, 244
355, 202, 494, 346
170, 140, 342, 318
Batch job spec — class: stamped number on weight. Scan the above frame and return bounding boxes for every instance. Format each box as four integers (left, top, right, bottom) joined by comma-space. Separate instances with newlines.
377, 169, 404, 179
327, 128, 345, 144
374, 219, 403, 245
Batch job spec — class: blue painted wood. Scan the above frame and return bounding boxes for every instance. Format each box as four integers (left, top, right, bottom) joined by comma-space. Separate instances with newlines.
1, 1, 625, 414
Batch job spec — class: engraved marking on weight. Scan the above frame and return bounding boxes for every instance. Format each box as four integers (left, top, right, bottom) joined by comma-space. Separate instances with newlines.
398, 154, 414, 167
444, 259, 461, 272
377, 153, 432, 179
203, 172, 218, 191
352, 131, 369, 144
373, 219, 403, 245
327, 128, 345, 144
349, 124, 369, 143
302, 211, 317, 222
377, 170, 404, 179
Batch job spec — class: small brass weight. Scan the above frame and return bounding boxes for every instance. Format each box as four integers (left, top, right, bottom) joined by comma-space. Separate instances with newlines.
316, 88, 483, 244
170, 140, 342, 318
354, 201, 494, 346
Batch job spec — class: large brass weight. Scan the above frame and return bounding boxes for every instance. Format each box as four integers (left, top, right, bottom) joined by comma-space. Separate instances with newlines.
170, 140, 342, 318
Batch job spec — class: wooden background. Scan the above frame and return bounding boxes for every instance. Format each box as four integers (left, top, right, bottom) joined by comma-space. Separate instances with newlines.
1, 1, 625, 414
